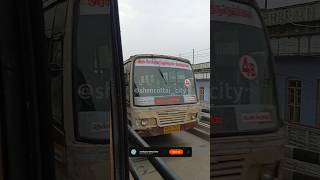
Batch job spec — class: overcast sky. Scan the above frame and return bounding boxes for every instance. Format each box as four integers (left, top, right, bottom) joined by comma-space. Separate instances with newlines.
118, 0, 210, 63
118, 0, 316, 63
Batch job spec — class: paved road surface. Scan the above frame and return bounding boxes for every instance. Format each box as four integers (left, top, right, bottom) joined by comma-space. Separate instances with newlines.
130, 131, 210, 180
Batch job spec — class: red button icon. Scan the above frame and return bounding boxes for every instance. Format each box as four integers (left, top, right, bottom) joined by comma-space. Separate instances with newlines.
169, 149, 184, 156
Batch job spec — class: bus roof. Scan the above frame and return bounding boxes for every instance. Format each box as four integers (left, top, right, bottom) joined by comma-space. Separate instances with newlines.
124, 54, 191, 65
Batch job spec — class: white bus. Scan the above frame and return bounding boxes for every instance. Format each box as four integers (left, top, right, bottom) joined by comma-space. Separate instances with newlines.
124, 54, 200, 136
211, 0, 286, 179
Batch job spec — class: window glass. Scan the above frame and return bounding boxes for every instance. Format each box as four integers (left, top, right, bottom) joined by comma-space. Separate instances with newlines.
287, 80, 301, 122
199, 87, 205, 101
133, 58, 197, 106
73, 1, 113, 143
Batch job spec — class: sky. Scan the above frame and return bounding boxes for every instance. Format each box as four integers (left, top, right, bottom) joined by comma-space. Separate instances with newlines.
118, 0, 210, 63
118, 0, 317, 63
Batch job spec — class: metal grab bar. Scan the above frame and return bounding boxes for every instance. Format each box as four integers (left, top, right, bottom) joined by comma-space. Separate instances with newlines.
128, 158, 142, 180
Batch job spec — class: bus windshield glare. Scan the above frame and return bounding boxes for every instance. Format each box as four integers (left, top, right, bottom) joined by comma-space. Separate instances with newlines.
133, 58, 197, 106
211, 0, 279, 135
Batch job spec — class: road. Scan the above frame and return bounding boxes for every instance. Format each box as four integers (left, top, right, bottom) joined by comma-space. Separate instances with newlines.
129, 131, 210, 180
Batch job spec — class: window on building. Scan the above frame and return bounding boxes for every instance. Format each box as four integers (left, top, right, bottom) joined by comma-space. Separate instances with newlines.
287, 79, 301, 123
199, 87, 205, 102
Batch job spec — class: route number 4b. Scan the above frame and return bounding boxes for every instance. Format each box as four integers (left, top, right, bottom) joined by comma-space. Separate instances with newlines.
242, 58, 255, 76
240, 55, 257, 80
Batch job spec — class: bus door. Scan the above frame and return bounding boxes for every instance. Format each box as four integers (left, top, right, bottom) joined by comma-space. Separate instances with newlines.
0, 0, 128, 179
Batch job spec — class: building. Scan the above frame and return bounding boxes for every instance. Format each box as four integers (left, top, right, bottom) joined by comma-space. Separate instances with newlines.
274, 56, 320, 127
262, 2, 320, 180
262, 1, 320, 126
192, 62, 210, 105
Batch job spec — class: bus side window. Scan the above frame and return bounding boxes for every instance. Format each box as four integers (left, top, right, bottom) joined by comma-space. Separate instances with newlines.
73, 4, 114, 143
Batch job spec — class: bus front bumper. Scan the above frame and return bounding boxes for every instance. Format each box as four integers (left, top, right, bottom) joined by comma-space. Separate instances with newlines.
137, 121, 197, 137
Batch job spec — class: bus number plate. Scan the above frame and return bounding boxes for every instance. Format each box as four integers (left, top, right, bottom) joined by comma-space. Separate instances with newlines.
164, 125, 180, 134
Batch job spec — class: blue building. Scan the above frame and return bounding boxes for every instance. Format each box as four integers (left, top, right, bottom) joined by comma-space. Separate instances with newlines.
263, 2, 320, 179
262, 1, 320, 128
192, 62, 210, 105
274, 56, 320, 127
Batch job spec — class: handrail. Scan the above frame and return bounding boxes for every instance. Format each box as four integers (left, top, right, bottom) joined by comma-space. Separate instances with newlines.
286, 122, 320, 153
127, 125, 181, 180
284, 122, 320, 178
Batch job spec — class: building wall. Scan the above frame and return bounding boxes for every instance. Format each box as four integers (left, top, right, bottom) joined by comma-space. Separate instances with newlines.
195, 79, 210, 103
274, 56, 320, 127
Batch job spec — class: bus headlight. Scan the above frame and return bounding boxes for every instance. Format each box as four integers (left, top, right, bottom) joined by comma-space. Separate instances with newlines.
190, 113, 198, 120
140, 118, 157, 126
141, 119, 148, 126
260, 163, 278, 180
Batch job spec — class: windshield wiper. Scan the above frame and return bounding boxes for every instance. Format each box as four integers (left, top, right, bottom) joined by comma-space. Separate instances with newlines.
158, 69, 167, 85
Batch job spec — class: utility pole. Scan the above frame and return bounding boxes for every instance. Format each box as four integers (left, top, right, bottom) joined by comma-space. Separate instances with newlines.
265, 0, 267, 9
192, 48, 195, 64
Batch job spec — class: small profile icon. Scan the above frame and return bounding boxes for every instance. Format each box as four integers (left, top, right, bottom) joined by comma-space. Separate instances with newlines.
130, 149, 137, 156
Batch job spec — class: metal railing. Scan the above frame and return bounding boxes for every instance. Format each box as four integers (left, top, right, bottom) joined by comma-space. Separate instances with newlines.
287, 122, 320, 153
200, 102, 209, 110
127, 125, 181, 180
285, 122, 320, 178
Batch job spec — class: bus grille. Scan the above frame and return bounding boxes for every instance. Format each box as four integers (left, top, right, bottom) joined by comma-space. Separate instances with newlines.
157, 109, 187, 126
211, 154, 245, 180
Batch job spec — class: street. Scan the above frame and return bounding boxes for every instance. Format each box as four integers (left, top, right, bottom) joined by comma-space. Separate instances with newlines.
129, 130, 210, 180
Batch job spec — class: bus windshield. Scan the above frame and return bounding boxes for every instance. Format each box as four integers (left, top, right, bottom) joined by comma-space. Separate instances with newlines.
211, 0, 279, 135
133, 58, 197, 106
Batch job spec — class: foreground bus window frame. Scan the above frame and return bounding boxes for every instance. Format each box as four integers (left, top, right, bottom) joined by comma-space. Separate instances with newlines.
43, 0, 129, 179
